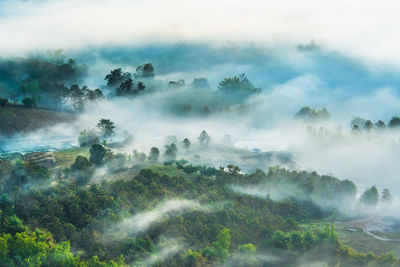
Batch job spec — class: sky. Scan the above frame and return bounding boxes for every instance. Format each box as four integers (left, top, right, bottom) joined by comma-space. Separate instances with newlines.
1, 0, 400, 66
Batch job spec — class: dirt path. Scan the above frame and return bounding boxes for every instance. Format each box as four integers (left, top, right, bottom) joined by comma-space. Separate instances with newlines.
361, 227, 391, 241
344, 218, 394, 241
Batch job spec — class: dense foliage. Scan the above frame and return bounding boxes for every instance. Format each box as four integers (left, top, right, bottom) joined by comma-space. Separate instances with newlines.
0, 152, 398, 266
0, 51, 86, 108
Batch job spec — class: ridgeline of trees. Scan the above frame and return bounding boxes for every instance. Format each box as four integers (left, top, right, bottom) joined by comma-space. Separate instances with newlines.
218, 74, 260, 95
0, 51, 264, 118
350, 116, 400, 131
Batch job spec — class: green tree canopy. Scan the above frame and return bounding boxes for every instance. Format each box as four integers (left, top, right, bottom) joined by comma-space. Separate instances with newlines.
97, 118, 116, 141
360, 186, 379, 207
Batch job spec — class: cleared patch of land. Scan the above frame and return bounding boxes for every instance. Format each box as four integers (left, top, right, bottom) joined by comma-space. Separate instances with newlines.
54, 147, 90, 169
300, 220, 400, 257
335, 221, 400, 256
0, 106, 76, 136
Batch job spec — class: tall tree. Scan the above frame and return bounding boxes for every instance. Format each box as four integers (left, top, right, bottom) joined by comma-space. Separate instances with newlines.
360, 186, 379, 207
164, 143, 177, 162
97, 118, 115, 141
212, 228, 231, 263
105, 68, 124, 87
182, 138, 191, 150
388, 117, 400, 128
375, 120, 386, 128
381, 189, 393, 204
137, 82, 146, 91
198, 130, 211, 146
218, 74, 260, 94
89, 144, 106, 165
116, 78, 133, 96
364, 120, 374, 131
148, 147, 160, 162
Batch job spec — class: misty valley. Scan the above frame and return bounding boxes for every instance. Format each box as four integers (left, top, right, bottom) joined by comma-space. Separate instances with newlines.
2, 42, 400, 267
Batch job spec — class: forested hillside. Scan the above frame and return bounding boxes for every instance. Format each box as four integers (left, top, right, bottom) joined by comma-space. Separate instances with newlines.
0, 151, 397, 266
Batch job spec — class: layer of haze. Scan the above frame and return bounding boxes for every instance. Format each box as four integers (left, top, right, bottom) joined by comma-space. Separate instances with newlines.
107, 199, 209, 240
1, 0, 400, 66
3, 43, 400, 200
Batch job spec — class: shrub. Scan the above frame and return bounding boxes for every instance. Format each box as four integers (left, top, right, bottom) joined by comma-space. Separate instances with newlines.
78, 130, 99, 147
89, 144, 106, 165
0, 98, 8, 107
22, 97, 36, 108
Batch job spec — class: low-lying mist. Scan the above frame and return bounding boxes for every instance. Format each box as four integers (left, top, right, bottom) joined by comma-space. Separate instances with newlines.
132, 238, 183, 266
106, 199, 209, 240
2, 43, 400, 210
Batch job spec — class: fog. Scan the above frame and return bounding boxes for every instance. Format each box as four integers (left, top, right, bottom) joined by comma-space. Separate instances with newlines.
132, 238, 183, 266
3, 43, 400, 200
106, 199, 209, 240
3, 0, 400, 66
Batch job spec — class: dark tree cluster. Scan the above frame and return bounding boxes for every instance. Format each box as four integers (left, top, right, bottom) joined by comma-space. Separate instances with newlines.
351, 117, 387, 131
191, 77, 210, 89
105, 63, 154, 96
164, 143, 178, 162
198, 130, 211, 146
359, 186, 393, 208
0, 52, 86, 108
168, 79, 185, 88
22, 97, 36, 108
296, 106, 331, 121
135, 63, 154, 79
62, 84, 104, 111
0, 97, 7, 107
97, 118, 116, 141
148, 147, 160, 162
350, 116, 400, 131
218, 74, 260, 94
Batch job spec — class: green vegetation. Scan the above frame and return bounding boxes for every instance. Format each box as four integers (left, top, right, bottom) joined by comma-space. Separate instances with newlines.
78, 130, 100, 147
54, 147, 90, 169
218, 74, 260, 95
148, 147, 160, 163
97, 118, 116, 142
388, 116, 400, 128
22, 97, 37, 108
0, 150, 398, 266
89, 144, 107, 165
0, 51, 86, 109
0, 97, 8, 107
105, 64, 153, 97
360, 186, 379, 207
349, 116, 400, 131
198, 130, 211, 146
296, 106, 331, 121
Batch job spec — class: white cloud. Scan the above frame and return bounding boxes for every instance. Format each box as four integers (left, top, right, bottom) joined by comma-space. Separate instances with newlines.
1, 0, 400, 65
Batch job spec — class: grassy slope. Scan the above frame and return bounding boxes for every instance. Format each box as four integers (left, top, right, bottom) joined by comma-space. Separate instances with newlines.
301, 221, 400, 257
54, 147, 90, 169
335, 222, 400, 256
0, 106, 76, 136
